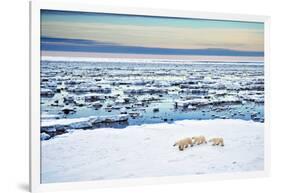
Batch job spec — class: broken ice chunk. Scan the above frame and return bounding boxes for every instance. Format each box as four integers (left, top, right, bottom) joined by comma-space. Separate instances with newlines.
41, 133, 51, 140
41, 88, 55, 97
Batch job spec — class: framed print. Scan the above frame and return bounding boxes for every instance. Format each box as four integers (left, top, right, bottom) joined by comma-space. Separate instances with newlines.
30, 0, 270, 192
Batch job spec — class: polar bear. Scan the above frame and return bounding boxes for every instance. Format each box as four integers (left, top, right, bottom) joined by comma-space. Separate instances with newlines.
192, 135, 207, 145
173, 137, 193, 151
209, 137, 224, 146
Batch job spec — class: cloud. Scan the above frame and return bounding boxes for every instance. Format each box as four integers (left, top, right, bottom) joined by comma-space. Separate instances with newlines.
41, 21, 264, 51
41, 37, 264, 57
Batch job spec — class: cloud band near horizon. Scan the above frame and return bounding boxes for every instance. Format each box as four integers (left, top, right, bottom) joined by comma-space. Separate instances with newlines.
41, 10, 264, 57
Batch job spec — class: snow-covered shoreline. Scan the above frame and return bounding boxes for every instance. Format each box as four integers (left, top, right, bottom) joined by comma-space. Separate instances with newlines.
41, 119, 264, 184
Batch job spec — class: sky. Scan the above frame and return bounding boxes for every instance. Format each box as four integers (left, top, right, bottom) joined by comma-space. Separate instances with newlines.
41, 10, 264, 58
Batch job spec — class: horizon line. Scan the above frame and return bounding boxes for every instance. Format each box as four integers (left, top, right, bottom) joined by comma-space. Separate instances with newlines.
41, 36, 264, 57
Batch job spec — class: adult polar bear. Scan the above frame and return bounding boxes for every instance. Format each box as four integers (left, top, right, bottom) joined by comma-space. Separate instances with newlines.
209, 137, 224, 146
192, 135, 207, 145
173, 137, 193, 151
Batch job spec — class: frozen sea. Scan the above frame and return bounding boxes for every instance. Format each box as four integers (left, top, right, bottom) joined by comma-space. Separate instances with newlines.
41, 59, 264, 129
40, 58, 265, 183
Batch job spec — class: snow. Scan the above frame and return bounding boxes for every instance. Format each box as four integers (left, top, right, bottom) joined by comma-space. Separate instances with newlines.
42, 117, 90, 127
175, 96, 242, 108
41, 113, 61, 120
68, 121, 93, 130
175, 99, 209, 107
41, 115, 130, 134
40, 88, 55, 97
124, 88, 168, 95
41, 119, 264, 183
41, 56, 263, 65
41, 133, 51, 141
242, 95, 264, 103
92, 101, 103, 108
211, 96, 242, 105
67, 86, 111, 94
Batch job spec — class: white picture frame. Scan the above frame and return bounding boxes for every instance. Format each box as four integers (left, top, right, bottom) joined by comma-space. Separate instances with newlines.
30, 0, 270, 192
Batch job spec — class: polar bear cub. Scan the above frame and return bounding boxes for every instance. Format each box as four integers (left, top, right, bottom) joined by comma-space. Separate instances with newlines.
209, 137, 224, 146
173, 137, 193, 151
192, 135, 207, 145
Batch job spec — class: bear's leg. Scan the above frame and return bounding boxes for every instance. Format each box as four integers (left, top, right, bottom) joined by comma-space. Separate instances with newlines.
179, 145, 184, 151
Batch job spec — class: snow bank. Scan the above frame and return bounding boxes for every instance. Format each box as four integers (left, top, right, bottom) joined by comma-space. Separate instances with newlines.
41, 115, 129, 130
41, 133, 51, 140
41, 119, 264, 183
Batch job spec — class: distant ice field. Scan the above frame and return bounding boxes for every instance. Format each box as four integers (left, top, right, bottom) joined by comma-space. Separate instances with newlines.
40, 59, 264, 133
